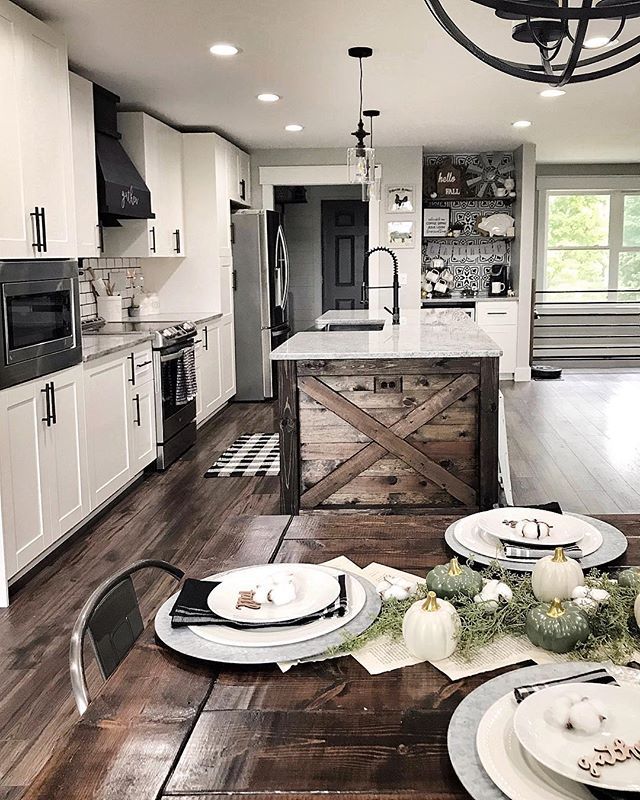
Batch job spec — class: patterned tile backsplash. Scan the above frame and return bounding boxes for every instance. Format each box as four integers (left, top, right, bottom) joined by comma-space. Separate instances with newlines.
79, 257, 141, 320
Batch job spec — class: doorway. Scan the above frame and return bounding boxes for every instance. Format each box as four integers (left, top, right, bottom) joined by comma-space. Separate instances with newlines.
321, 198, 369, 312
275, 184, 368, 332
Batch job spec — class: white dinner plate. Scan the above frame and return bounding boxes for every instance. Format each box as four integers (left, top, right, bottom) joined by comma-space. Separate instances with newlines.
513, 683, 640, 792
477, 692, 592, 800
452, 515, 603, 561
190, 567, 366, 648
207, 563, 341, 624
475, 507, 592, 547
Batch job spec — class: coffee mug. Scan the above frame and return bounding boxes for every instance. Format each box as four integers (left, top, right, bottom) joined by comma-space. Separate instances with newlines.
494, 187, 507, 198
425, 268, 440, 283
491, 281, 506, 294
432, 258, 445, 270
434, 279, 449, 293
441, 268, 454, 282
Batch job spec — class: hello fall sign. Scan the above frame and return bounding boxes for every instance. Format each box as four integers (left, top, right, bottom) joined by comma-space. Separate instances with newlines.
436, 161, 465, 197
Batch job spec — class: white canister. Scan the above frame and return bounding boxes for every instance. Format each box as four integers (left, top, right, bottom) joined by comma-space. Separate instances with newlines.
97, 295, 123, 322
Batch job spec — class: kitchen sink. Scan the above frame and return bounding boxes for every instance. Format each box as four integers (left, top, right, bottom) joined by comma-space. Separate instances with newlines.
319, 322, 385, 332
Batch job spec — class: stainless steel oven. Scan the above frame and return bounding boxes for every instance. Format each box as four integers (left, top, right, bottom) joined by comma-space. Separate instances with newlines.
0, 260, 81, 389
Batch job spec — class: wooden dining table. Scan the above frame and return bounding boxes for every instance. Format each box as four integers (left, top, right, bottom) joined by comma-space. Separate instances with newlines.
22, 513, 640, 800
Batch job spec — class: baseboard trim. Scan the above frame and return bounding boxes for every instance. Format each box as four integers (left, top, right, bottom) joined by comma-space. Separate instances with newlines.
514, 366, 532, 382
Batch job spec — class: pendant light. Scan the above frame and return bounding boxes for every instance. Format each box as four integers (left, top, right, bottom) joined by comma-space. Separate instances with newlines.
362, 109, 381, 202
347, 47, 375, 185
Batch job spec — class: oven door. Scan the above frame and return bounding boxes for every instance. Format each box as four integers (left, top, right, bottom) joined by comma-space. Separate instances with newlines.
2, 278, 76, 366
156, 342, 197, 442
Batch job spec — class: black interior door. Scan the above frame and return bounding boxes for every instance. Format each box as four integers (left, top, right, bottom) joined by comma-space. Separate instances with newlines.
321, 199, 368, 312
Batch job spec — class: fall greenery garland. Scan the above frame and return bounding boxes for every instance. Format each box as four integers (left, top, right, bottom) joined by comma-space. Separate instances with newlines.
331, 563, 640, 663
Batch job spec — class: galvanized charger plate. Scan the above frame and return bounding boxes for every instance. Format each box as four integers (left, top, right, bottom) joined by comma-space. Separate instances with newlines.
154, 570, 381, 664
445, 513, 628, 573
447, 661, 604, 800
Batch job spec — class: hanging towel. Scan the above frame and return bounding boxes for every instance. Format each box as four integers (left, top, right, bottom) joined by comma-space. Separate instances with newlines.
175, 347, 197, 405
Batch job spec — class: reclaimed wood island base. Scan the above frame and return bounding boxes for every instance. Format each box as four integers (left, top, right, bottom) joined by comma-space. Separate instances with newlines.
272, 310, 502, 515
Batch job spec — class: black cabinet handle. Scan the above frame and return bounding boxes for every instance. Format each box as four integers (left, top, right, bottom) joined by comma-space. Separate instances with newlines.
40, 207, 47, 252
150, 226, 156, 254
203, 326, 208, 351
31, 207, 42, 252
173, 229, 181, 253
136, 359, 152, 368
49, 381, 56, 425
193, 338, 203, 344
41, 383, 52, 426
97, 224, 104, 253
134, 394, 141, 426
239, 179, 246, 201
128, 353, 136, 385
230, 221, 235, 244
232, 269, 237, 291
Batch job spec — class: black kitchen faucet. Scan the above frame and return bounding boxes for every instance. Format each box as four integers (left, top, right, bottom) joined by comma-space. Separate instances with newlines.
360, 246, 401, 325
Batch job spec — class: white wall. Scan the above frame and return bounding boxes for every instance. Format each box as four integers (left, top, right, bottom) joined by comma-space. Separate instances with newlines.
251, 146, 423, 311
282, 184, 362, 332
513, 143, 536, 381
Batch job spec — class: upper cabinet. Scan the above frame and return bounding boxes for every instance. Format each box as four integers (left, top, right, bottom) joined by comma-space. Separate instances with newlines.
103, 112, 185, 258
69, 72, 100, 258
0, 0, 75, 259
226, 141, 251, 207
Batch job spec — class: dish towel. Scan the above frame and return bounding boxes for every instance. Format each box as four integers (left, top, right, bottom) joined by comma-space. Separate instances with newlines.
503, 543, 583, 560
175, 347, 197, 405
170, 574, 348, 628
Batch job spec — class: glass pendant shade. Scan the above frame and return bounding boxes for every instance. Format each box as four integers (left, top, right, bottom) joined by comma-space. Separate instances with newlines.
347, 146, 376, 185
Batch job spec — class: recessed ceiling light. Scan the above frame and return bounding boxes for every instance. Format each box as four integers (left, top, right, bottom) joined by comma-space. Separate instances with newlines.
257, 93, 280, 103
285, 124, 304, 132
540, 87, 566, 98
209, 43, 239, 57
584, 36, 619, 49
512, 120, 532, 128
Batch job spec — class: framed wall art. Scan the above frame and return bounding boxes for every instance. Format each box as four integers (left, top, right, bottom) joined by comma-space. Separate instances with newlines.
386, 185, 415, 213
423, 207, 450, 238
387, 220, 415, 249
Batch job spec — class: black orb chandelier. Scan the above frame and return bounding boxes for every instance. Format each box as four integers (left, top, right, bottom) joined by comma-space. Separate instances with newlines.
423, 0, 640, 86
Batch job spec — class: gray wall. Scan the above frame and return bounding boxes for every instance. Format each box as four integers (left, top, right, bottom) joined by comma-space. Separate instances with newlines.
281, 185, 363, 333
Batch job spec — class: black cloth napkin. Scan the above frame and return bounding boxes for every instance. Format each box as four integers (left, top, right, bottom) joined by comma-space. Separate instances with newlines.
170, 574, 348, 629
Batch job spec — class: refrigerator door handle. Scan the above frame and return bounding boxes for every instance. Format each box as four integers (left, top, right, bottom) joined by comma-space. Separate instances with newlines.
275, 224, 289, 310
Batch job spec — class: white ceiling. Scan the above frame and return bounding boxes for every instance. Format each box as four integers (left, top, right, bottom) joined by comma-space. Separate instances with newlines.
17, 0, 640, 162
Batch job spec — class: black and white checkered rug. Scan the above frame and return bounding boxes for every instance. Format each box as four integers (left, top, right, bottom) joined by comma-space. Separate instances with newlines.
205, 433, 280, 478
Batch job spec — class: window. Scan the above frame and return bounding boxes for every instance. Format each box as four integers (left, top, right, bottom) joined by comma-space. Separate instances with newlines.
542, 190, 640, 301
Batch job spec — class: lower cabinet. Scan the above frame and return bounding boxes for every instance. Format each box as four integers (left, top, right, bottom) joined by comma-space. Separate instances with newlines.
0, 364, 89, 578
195, 315, 236, 425
84, 343, 157, 510
475, 300, 518, 376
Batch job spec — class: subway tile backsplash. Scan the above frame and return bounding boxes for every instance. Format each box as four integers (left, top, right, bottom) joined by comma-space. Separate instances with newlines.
79, 257, 141, 320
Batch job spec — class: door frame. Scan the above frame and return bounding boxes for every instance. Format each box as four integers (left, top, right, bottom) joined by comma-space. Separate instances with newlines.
258, 164, 383, 309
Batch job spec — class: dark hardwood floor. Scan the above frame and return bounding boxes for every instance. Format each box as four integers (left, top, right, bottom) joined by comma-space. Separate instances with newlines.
0, 401, 279, 797
2, 371, 640, 797
503, 370, 640, 514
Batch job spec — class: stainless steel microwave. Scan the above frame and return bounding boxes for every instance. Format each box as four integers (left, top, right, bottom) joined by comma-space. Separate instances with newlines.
0, 260, 82, 389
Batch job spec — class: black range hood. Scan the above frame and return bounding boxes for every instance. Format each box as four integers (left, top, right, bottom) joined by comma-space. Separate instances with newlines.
93, 84, 154, 226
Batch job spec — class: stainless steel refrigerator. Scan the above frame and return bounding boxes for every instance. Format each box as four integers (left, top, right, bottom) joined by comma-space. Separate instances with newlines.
232, 209, 290, 401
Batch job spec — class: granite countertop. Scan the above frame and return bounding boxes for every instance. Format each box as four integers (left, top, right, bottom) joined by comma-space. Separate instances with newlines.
122, 311, 223, 325
270, 309, 502, 361
82, 333, 154, 363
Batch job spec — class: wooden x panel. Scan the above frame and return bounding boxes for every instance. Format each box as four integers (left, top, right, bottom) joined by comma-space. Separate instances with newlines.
299, 374, 478, 507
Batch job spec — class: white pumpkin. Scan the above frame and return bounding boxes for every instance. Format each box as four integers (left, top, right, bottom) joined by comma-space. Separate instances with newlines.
402, 591, 459, 661
516, 518, 552, 540
635, 594, 640, 628
532, 547, 584, 602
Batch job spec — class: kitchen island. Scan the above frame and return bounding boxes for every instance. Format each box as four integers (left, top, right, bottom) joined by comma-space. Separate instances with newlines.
270, 309, 502, 514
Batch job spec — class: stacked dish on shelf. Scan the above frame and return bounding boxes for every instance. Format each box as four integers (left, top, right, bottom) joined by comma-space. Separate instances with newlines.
445, 507, 628, 573
450, 663, 640, 800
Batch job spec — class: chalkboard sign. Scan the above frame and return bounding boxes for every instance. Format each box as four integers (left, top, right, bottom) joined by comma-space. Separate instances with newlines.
423, 207, 450, 238
436, 160, 465, 197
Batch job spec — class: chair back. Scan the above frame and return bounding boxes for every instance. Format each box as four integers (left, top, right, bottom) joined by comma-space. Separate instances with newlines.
70, 559, 183, 714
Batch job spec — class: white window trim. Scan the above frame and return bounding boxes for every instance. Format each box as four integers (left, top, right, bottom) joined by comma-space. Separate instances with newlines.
537, 186, 640, 298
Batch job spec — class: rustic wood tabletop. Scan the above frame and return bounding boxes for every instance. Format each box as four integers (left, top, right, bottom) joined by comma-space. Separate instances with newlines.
22, 513, 640, 800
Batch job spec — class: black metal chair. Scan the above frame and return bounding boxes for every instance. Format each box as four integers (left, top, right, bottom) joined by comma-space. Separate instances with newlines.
69, 559, 184, 715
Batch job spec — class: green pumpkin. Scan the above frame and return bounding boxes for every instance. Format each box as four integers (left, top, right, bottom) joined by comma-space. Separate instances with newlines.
618, 567, 640, 592
426, 557, 482, 600
526, 598, 590, 654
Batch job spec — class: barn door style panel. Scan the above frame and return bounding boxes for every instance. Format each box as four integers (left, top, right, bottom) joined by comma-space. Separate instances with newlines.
277, 357, 499, 513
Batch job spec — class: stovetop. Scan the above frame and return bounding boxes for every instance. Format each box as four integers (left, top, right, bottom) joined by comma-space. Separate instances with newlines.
82, 318, 197, 349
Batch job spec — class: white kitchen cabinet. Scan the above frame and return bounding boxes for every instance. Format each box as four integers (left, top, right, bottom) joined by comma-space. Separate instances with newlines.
195, 321, 222, 424
69, 72, 100, 257
220, 314, 236, 402
226, 142, 251, 207
0, 364, 88, 578
84, 343, 156, 509
475, 300, 518, 376
0, 0, 75, 259
103, 112, 184, 258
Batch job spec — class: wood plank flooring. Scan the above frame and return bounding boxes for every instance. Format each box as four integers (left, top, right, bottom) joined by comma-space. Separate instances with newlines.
503, 370, 640, 514
0, 401, 280, 798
